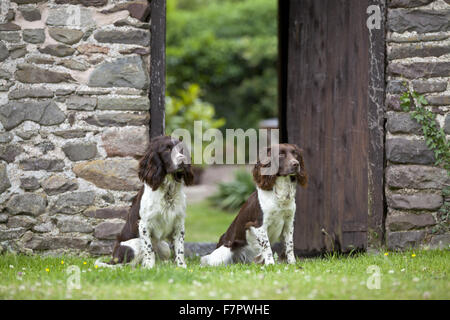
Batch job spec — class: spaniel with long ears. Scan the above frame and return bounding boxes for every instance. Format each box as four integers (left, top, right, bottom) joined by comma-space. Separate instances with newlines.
96, 136, 194, 269
253, 144, 308, 191
201, 143, 308, 267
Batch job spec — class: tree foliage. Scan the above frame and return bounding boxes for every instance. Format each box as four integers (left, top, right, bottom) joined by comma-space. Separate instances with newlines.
167, 0, 278, 129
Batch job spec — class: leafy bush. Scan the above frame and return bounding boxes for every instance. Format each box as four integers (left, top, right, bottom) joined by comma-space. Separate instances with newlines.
165, 83, 225, 135
167, 0, 278, 129
208, 169, 256, 212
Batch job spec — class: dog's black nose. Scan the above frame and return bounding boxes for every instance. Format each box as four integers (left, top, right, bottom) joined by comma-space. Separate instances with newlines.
291, 160, 299, 167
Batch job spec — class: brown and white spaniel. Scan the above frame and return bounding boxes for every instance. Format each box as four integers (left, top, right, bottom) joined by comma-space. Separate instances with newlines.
201, 143, 307, 266
97, 135, 194, 269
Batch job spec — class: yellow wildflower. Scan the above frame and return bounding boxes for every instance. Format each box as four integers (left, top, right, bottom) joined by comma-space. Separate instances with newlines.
45, 268, 49, 272
411, 253, 416, 258
384, 252, 389, 256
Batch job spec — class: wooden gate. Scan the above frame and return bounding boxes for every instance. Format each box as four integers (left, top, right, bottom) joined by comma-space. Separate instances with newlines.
278, 0, 386, 255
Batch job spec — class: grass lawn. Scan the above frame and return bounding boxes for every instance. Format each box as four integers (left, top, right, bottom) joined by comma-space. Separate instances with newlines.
185, 201, 236, 242
0, 249, 448, 300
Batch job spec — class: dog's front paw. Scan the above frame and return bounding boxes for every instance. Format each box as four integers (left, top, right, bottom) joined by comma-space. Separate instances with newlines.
141, 258, 155, 269
177, 261, 187, 268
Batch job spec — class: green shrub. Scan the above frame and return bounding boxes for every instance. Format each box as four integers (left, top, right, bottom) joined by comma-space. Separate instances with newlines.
208, 169, 256, 212
167, 0, 277, 129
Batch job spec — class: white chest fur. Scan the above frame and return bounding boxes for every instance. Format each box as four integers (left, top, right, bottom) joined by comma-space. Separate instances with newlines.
257, 176, 296, 243
139, 176, 186, 241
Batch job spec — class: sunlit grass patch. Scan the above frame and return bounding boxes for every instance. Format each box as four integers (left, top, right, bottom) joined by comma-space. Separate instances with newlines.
0, 249, 448, 300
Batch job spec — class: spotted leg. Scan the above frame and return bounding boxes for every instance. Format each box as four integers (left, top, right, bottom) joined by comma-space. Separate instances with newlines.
280, 214, 296, 264
247, 226, 275, 265
172, 217, 187, 268
138, 220, 155, 269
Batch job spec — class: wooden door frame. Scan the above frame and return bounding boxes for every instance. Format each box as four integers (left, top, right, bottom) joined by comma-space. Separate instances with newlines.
277, 0, 386, 248
149, 0, 167, 139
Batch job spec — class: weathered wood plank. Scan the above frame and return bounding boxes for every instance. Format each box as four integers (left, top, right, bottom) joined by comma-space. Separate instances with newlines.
149, 0, 166, 138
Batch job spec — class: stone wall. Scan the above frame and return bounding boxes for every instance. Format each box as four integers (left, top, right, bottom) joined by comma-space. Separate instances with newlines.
385, 0, 449, 250
0, 0, 151, 255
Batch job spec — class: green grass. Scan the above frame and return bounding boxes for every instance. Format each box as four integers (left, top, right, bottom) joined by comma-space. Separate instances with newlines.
185, 201, 236, 242
0, 249, 448, 300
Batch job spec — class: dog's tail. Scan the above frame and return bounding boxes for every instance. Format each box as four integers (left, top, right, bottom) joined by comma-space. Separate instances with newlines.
94, 257, 122, 269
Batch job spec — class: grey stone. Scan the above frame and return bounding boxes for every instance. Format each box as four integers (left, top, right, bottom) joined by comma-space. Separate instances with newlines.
8, 88, 53, 99
0, 41, 9, 62
88, 56, 148, 89
20, 177, 40, 191
67, 96, 97, 111
387, 192, 443, 210
19, 7, 41, 21
0, 81, 13, 92
56, 215, 93, 233
62, 142, 97, 161
38, 44, 75, 57
36, 141, 55, 154
0, 31, 21, 43
32, 221, 54, 233
57, 59, 89, 71
386, 80, 408, 94
94, 29, 149, 46
386, 165, 449, 189
0, 144, 23, 163
6, 193, 47, 216
388, 44, 449, 60
85, 112, 149, 127
386, 213, 435, 231
19, 158, 65, 172
9, 44, 27, 58
55, 88, 75, 96
26, 56, 54, 64
41, 175, 78, 195
0, 23, 21, 31
48, 27, 83, 45
22, 29, 45, 43
51, 191, 95, 214
97, 97, 150, 111
15, 130, 37, 140
54, 0, 107, 6
114, 18, 149, 30
387, 113, 422, 134
83, 206, 128, 219
52, 129, 89, 139
0, 100, 66, 130
387, 231, 425, 250
119, 47, 150, 56
0, 163, 10, 194
429, 234, 450, 250
15, 64, 75, 83
0, 214, 8, 223
386, 138, 435, 164
445, 115, 450, 134
425, 95, 450, 106
94, 221, 125, 239
7, 215, 37, 229
46, 7, 95, 27
11, 0, 45, 3
0, 68, 11, 80
100, 1, 150, 22
388, 62, 450, 79
73, 159, 141, 191
388, 9, 450, 33
412, 80, 447, 94
89, 240, 115, 255
25, 235, 90, 250
0, 227, 27, 241
388, 33, 449, 43
0, 132, 13, 143
102, 127, 148, 158
388, 0, 433, 8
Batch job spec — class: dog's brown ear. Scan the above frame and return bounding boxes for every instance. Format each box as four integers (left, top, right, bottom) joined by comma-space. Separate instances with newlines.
182, 164, 195, 186
139, 139, 166, 190
253, 160, 277, 191
293, 145, 308, 188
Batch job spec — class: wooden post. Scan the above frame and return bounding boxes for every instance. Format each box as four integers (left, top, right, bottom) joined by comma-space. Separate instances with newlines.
149, 0, 166, 139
